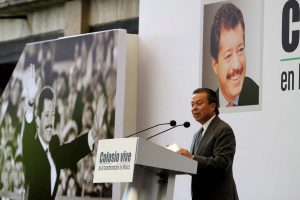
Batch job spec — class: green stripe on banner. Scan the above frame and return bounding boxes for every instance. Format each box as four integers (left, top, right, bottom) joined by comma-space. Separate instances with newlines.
280, 57, 300, 62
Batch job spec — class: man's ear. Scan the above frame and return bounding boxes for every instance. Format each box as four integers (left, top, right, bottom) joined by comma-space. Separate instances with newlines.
211, 57, 218, 75
210, 103, 216, 111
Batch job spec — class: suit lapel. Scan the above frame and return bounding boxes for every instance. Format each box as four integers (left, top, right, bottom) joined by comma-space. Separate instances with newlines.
191, 129, 201, 153
49, 136, 61, 198
195, 116, 220, 155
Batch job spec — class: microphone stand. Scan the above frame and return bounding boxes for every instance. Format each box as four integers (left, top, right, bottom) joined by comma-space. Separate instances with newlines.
146, 126, 178, 140
146, 122, 190, 140
125, 122, 171, 138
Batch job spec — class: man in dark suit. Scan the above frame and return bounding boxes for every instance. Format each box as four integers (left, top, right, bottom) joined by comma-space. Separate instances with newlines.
22, 86, 92, 200
178, 88, 238, 200
22, 65, 106, 200
210, 3, 259, 107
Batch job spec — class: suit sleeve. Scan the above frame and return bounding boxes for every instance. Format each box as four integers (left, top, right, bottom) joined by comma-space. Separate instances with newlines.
22, 117, 37, 160
22, 116, 38, 183
50, 133, 92, 169
193, 126, 236, 173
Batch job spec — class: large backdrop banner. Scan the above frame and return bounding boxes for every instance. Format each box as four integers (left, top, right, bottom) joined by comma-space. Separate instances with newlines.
202, 0, 263, 112
138, 0, 300, 199
0, 29, 127, 199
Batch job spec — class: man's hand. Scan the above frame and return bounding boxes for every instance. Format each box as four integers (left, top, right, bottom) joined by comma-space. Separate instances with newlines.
22, 64, 40, 106
177, 148, 193, 159
92, 94, 107, 140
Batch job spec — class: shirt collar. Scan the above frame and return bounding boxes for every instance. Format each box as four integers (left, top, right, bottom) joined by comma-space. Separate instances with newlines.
37, 132, 49, 152
218, 88, 239, 107
202, 115, 216, 133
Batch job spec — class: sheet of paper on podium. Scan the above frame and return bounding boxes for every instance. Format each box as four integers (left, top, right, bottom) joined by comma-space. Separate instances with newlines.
166, 143, 179, 152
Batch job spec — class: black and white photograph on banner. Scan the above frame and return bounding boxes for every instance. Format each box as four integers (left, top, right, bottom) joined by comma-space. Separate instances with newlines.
202, 0, 263, 111
0, 30, 121, 199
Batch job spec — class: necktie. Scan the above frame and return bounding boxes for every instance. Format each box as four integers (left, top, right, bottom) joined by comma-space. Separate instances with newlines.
193, 128, 204, 154
227, 102, 236, 107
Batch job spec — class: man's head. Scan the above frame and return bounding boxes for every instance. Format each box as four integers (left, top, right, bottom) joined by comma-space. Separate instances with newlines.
191, 88, 219, 124
82, 104, 94, 130
10, 78, 22, 106
1, 155, 13, 190
36, 86, 56, 144
12, 154, 25, 189
210, 3, 246, 102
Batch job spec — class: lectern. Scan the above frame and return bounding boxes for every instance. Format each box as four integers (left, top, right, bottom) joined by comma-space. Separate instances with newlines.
93, 137, 198, 200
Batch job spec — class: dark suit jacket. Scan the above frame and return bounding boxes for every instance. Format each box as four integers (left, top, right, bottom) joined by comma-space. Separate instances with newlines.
216, 76, 259, 106
190, 116, 238, 200
22, 118, 91, 200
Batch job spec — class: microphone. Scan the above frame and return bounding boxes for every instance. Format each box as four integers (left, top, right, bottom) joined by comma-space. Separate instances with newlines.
146, 121, 190, 140
125, 120, 177, 138
183, 121, 190, 128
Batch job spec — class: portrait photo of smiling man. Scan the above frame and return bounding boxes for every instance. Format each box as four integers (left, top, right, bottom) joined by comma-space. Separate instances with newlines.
202, 0, 262, 109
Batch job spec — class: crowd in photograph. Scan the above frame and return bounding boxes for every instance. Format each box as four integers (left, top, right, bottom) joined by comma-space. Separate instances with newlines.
0, 31, 118, 198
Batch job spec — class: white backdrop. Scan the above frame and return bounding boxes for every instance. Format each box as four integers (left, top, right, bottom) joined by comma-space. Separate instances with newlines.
138, 0, 300, 199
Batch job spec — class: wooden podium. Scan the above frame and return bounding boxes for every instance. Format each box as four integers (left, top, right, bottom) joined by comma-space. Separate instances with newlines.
93, 137, 197, 200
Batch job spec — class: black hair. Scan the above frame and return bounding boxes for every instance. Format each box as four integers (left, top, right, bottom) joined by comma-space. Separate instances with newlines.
15, 154, 23, 164
37, 86, 56, 118
210, 3, 245, 61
